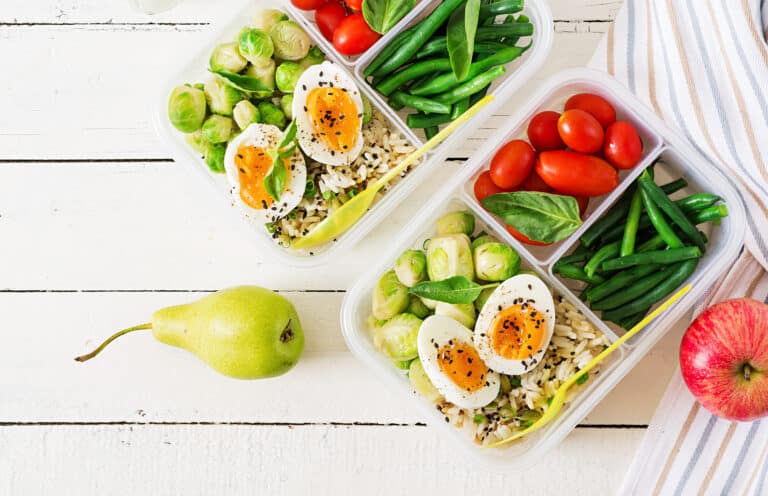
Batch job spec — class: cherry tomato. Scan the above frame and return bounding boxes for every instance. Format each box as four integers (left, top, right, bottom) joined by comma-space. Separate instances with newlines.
474, 171, 505, 203
345, 0, 363, 10
291, 0, 327, 10
527, 111, 565, 151
520, 166, 553, 193
536, 151, 618, 197
564, 93, 617, 129
489, 140, 536, 190
603, 121, 643, 169
506, 225, 551, 246
333, 14, 381, 55
557, 109, 604, 154
315, 1, 347, 42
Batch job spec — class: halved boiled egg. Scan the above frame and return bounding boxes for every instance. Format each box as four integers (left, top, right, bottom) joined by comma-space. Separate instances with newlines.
292, 61, 364, 166
418, 315, 500, 409
474, 274, 555, 375
224, 123, 306, 224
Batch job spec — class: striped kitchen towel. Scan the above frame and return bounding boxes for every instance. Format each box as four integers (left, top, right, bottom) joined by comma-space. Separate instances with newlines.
585, 0, 768, 494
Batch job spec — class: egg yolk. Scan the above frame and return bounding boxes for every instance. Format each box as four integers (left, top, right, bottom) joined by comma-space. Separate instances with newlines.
491, 304, 546, 361
305, 87, 360, 154
436, 340, 490, 393
235, 145, 290, 210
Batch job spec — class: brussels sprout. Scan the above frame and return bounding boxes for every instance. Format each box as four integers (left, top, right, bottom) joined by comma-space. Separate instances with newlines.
437, 211, 475, 236
209, 42, 248, 73
426, 234, 474, 282
474, 287, 495, 312
409, 358, 443, 402
252, 9, 288, 31
395, 250, 427, 287
394, 359, 414, 370
298, 45, 325, 69
238, 28, 274, 64
275, 61, 303, 92
420, 297, 438, 310
270, 20, 311, 61
204, 77, 242, 116
280, 94, 294, 120
471, 234, 495, 251
201, 115, 233, 144
407, 295, 431, 319
372, 270, 409, 321
168, 85, 207, 133
435, 302, 476, 329
361, 93, 373, 125
244, 59, 276, 99
517, 269, 538, 277
474, 242, 521, 281
372, 313, 422, 361
233, 100, 260, 129
185, 130, 207, 155
204, 142, 226, 173
257, 101, 287, 129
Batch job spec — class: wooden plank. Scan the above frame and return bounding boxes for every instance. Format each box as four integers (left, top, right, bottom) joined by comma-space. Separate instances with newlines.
0, 27, 604, 159
0, 423, 643, 494
1, 291, 684, 424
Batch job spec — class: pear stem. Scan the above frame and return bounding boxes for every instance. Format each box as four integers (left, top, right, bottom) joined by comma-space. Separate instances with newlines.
74, 323, 153, 363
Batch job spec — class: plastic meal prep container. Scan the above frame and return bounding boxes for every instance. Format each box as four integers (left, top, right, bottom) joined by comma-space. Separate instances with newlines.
154, 0, 552, 268
340, 68, 745, 468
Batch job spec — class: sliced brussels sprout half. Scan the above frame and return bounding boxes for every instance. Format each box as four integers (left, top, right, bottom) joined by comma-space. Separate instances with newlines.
204, 77, 242, 116
252, 9, 288, 31
406, 295, 431, 319
435, 302, 476, 329
298, 46, 325, 69
201, 115, 233, 144
270, 20, 311, 61
184, 130, 207, 155
275, 61, 304, 93
233, 100, 260, 129
238, 28, 274, 64
474, 242, 520, 282
372, 313, 422, 361
471, 234, 495, 251
409, 359, 443, 403
436, 211, 475, 236
203, 142, 226, 173
394, 249, 427, 287
474, 287, 496, 312
257, 101, 287, 129
209, 42, 248, 73
372, 270, 409, 321
426, 233, 474, 282
280, 94, 294, 120
168, 85, 207, 133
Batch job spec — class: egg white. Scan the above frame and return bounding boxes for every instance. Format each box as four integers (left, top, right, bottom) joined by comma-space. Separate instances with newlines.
474, 274, 555, 375
418, 315, 500, 409
292, 61, 364, 166
224, 123, 306, 224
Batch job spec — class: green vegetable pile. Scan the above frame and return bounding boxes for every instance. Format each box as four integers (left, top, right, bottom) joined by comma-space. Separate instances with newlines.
363, 0, 533, 139
554, 165, 728, 329
167, 9, 324, 173
368, 210, 522, 368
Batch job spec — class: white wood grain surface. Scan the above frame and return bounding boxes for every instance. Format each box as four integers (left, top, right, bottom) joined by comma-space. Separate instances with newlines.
0, 1, 686, 494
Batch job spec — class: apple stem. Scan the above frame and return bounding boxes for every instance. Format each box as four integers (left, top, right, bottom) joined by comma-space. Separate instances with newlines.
74, 323, 153, 363
743, 363, 752, 382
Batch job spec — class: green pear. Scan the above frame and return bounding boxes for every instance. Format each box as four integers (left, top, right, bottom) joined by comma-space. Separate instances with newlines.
75, 286, 304, 379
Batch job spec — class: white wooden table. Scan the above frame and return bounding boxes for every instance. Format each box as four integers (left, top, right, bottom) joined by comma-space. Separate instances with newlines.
0, 1, 691, 493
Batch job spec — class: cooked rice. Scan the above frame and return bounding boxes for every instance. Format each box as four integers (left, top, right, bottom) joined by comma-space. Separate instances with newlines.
435, 293, 610, 447
269, 109, 417, 248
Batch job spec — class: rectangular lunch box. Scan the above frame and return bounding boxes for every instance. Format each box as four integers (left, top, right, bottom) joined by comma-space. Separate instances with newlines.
340, 68, 746, 468
154, 0, 552, 268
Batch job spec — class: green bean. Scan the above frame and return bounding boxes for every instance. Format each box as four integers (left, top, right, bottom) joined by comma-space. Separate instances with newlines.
601, 259, 698, 321
580, 195, 633, 247
406, 112, 452, 128
469, 86, 490, 106
602, 246, 701, 272
390, 91, 451, 114
415, 38, 448, 59
424, 126, 439, 139
640, 187, 684, 249
621, 189, 643, 257
473, 42, 512, 54
388, 97, 405, 111
691, 204, 728, 224
638, 171, 706, 250
364, 26, 416, 77
555, 244, 593, 268
554, 264, 606, 285
591, 269, 672, 310
616, 308, 651, 330
451, 97, 470, 120
375, 59, 452, 96
433, 66, 506, 105
369, 0, 466, 78
635, 233, 668, 253
660, 177, 688, 194
676, 193, 723, 212
478, 0, 523, 21
585, 264, 660, 303
475, 23, 534, 41
411, 45, 528, 96
584, 241, 621, 278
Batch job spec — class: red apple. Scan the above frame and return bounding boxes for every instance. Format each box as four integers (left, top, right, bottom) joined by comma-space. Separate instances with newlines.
680, 298, 768, 421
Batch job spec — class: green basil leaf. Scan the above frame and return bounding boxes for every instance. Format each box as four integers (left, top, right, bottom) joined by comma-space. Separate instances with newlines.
447, 0, 481, 81
408, 275, 495, 304
362, 0, 415, 35
263, 121, 297, 202
279, 120, 297, 150
482, 191, 583, 243
210, 70, 274, 96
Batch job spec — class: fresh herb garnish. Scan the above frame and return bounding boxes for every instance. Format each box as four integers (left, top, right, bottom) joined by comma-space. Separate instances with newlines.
446, 0, 480, 80
482, 191, 583, 243
264, 120, 297, 202
575, 371, 589, 385
210, 70, 274, 96
408, 275, 498, 304
362, 0, 415, 35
